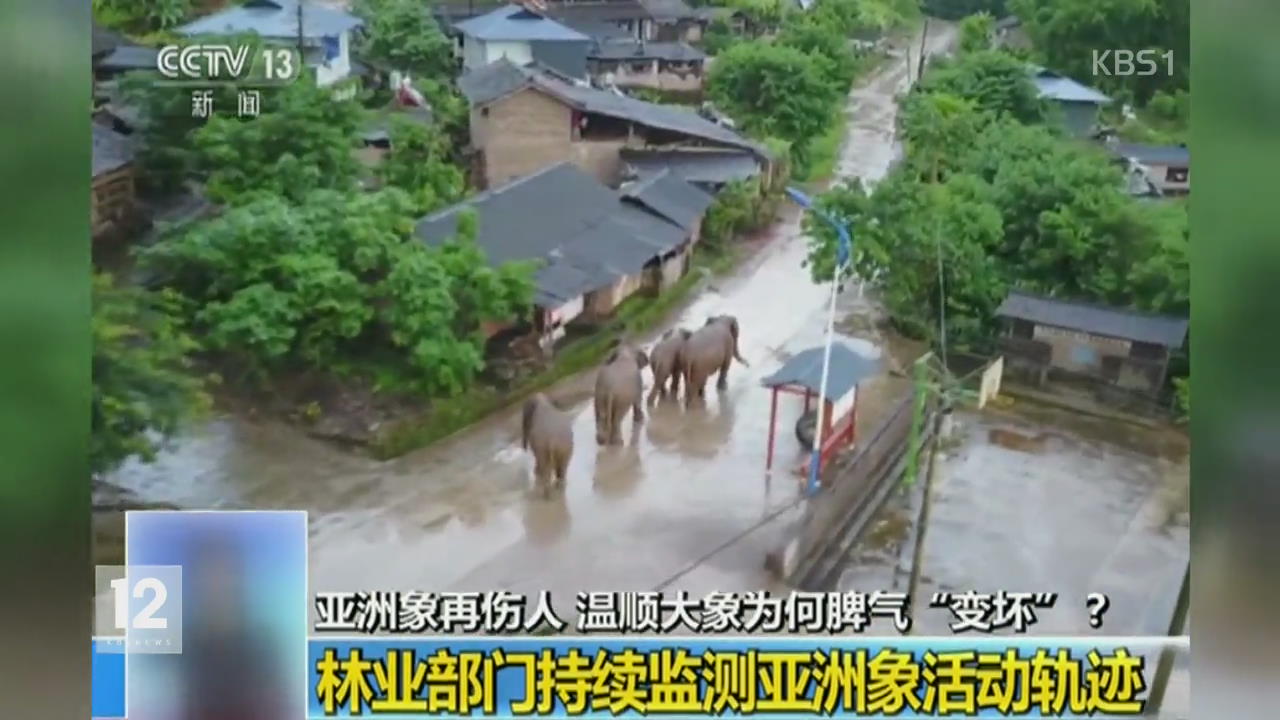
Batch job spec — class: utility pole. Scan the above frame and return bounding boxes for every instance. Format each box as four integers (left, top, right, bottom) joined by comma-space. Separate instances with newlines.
296, 0, 305, 59
917, 17, 929, 82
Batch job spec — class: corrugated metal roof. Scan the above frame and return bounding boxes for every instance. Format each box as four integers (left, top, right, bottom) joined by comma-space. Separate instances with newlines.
458, 59, 766, 156
92, 124, 135, 177
178, 0, 362, 39
761, 343, 879, 402
620, 148, 762, 185
589, 39, 706, 62
1110, 142, 1189, 166
414, 162, 690, 307
995, 290, 1188, 347
1030, 66, 1111, 104
620, 168, 714, 230
455, 4, 590, 41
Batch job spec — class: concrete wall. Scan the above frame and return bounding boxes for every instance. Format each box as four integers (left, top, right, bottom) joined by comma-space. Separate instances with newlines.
587, 271, 646, 317
1054, 100, 1102, 138
1032, 324, 1132, 374
597, 59, 704, 92
1145, 162, 1190, 194
465, 39, 534, 71
473, 87, 573, 187
569, 137, 628, 186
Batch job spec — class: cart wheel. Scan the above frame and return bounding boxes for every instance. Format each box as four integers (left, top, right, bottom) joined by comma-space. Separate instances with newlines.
795, 410, 817, 451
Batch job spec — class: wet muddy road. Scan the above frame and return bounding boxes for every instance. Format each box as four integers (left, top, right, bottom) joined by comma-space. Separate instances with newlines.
104, 23, 958, 620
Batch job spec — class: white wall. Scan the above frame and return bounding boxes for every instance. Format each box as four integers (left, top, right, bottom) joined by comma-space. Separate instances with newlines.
314, 30, 352, 87
485, 40, 533, 67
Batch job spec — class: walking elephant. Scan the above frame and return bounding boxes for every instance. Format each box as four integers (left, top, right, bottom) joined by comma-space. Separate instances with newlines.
521, 393, 573, 494
647, 328, 691, 405
594, 342, 649, 445
682, 314, 749, 407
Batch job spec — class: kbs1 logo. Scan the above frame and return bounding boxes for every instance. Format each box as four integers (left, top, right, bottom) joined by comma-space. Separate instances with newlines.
1092, 49, 1175, 77
156, 43, 301, 85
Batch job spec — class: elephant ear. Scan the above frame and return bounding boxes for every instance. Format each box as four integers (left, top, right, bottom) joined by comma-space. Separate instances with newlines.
634, 348, 649, 369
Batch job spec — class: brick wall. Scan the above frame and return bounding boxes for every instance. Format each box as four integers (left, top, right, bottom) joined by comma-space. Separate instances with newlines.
474, 88, 573, 188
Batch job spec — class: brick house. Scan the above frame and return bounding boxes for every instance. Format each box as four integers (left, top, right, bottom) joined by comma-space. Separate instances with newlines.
457, 59, 768, 189
414, 162, 713, 348
995, 290, 1188, 397
92, 124, 139, 242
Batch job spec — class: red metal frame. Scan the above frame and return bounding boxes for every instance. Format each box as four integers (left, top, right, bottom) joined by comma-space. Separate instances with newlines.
764, 383, 859, 476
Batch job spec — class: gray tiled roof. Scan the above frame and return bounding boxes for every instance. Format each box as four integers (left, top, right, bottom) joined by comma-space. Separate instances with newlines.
546, 1, 653, 24
454, 4, 589, 41
1029, 66, 1111, 104
996, 290, 1188, 347
96, 45, 159, 72
459, 59, 765, 155
589, 39, 706, 62
92, 124, 135, 177
620, 168, 714, 230
414, 162, 691, 307
92, 22, 127, 57
1109, 142, 1189, 167
638, 0, 696, 21
178, 0, 362, 39
556, 18, 633, 40
620, 148, 762, 185
761, 343, 880, 402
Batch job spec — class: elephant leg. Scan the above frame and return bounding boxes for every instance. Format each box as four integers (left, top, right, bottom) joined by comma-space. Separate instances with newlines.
717, 355, 731, 390
533, 452, 550, 489
647, 371, 664, 405
632, 393, 645, 424
594, 396, 608, 445
670, 365, 682, 396
554, 449, 569, 487
610, 407, 625, 445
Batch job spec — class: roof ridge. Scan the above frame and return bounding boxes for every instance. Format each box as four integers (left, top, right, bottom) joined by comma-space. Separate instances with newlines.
1006, 289, 1186, 322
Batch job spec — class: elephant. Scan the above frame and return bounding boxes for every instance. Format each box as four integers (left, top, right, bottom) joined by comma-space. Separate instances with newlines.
521, 393, 573, 494
594, 342, 649, 445
647, 328, 692, 405
682, 314, 749, 407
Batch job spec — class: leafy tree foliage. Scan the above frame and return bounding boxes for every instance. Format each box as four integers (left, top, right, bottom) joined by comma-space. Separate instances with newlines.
192, 78, 364, 204
1009, 0, 1188, 102
958, 12, 996, 54
777, 15, 859, 86
354, 0, 457, 80
913, 50, 1046, 124
377, 116, 465, 214
805, 69, 1188, 349
137, 189, 536, 395
707, 42, 841, 172
92, 274, 209, 476
921, 0, 1008, 20
94, 0, 189, 32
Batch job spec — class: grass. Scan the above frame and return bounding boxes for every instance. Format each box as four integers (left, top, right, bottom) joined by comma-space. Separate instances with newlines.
369, 243, 751, 459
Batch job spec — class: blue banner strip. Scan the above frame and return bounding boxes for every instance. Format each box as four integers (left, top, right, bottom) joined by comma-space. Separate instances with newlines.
92, 639, 126, 718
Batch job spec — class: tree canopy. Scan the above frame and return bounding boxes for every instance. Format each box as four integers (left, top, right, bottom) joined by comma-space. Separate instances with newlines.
912, 50, 1046, 124
804, 49, 1189, 351
137, 189, 536, 395
354, 0, 457, 80
92, 274, 209, 477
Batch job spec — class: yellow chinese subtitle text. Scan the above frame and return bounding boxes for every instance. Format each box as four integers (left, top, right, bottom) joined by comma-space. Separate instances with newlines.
313, 645, 1148, 716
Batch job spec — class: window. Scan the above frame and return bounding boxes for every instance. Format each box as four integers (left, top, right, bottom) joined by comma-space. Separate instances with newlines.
1071, 344, 1098, 367
1166, 166, 1188, 183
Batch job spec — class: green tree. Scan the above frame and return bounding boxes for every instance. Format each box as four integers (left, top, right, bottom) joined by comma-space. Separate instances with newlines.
92, 274, 209, 476
94, 0, 189, 32
958, 12, 996, 54
192, 78, 364, 204
1010, 0, 1188, 102
137, 189, 536, 395
778, 15, 859, 86
377, 116, 465, 214
921, 0, 1008, 20
707, 42, 841, 172
354, 0, 457, 79
913, 50, 1046, 123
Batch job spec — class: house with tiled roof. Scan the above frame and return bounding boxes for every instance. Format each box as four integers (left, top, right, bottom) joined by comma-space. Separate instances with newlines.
457, 58, 768, 189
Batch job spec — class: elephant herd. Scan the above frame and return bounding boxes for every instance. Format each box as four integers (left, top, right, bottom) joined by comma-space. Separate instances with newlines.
520, 315, 749, 494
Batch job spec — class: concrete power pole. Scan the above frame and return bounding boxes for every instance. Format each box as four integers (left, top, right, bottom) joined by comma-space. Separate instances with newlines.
917, 17, 929, 82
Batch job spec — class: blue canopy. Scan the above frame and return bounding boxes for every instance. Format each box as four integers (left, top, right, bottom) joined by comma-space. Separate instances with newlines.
761, 343, 878, 403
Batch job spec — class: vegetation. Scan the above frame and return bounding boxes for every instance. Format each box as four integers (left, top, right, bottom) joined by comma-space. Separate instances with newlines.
957, 11, 996, 54
353, 0, 457, 81
1010, 0, 1189, 104
92, 274, 209, 477
376, 115, 466, 214
137, 190, 536, 396
94, 0, 190, 33
913, 49, 1047, 124
803, 49, 1189, 357
921, 0, 1008, 20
